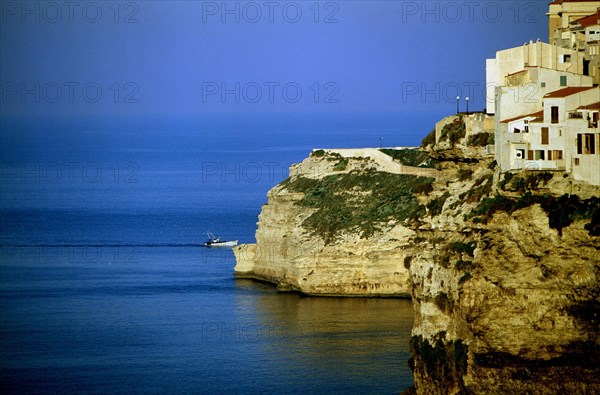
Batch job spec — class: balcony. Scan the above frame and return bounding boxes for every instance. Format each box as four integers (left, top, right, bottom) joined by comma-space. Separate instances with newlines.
569, 112, 583, 119
507, 133, 523, 143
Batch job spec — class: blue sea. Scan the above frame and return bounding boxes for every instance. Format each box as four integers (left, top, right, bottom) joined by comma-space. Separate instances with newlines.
0, 114, 433, 394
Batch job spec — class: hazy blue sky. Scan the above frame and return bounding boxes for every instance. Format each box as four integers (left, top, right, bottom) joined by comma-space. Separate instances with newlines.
1, 1, 548, 120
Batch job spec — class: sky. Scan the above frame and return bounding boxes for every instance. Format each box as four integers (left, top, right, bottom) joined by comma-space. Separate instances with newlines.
1, 1, 548, 123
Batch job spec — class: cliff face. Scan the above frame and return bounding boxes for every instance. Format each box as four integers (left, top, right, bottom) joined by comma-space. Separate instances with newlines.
234, 118, 600, 392
407, 118, 600, 393
234, 148, 430, 296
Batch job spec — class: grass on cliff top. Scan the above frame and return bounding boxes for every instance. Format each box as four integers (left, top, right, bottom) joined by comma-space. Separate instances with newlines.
283, 170, 434, 243
380, 149, 438, 168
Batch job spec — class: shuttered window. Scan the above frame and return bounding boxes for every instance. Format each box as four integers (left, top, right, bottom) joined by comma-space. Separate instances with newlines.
577, 134, 583, 154
584, 134, 596, 154
528, 150, 534, 160
541, 127, 549, 145
551, 107, 559, 124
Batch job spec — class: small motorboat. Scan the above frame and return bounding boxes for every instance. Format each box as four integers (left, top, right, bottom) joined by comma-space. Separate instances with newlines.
203, 232, 238, 247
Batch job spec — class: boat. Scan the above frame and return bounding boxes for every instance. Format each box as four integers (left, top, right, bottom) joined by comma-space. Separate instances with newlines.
203, 232, 238, 247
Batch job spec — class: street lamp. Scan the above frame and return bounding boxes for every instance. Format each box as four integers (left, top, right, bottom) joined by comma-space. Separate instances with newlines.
466, 97, 469, 114
456, 96, 460, 114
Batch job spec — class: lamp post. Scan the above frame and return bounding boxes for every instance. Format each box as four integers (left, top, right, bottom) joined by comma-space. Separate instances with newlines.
456, 96, 460, 114
466, 97, 469, 114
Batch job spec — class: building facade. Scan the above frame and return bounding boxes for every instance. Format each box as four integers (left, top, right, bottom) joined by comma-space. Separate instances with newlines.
488, 1, 600, 185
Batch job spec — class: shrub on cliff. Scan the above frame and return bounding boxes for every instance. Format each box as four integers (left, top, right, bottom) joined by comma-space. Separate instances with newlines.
283, 170, 433, 243
410, 334, 469, 387
469, 193, 599, 236
380, 148, 438, 168
427, 192, 450, 216
421, 128, 436, 147
467, 132, 494, 147
501, 171, 553, 193
439, 120, 466, 145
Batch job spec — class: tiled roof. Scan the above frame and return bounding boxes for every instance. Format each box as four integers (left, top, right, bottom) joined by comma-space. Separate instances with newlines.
577, 101, 600, 110
572, 11, 600, 27
550, 0, 600, 5
543, 86, 597, 98
500, 110, 544, 124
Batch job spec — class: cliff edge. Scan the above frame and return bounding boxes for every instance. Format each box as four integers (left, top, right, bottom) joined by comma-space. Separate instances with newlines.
234, 115, 600, 392
234, 147, 438, 296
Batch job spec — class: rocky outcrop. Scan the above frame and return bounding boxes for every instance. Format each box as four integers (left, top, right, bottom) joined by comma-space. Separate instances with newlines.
234, 117, 600, 392
233, 149, 429, 297
405, 178, 600, 393
409, 119, 599, 393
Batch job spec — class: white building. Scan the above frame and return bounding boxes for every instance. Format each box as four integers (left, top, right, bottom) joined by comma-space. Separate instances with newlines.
486, 41, 588, 114
497, 86, 600, 185
548, 1, 600, 46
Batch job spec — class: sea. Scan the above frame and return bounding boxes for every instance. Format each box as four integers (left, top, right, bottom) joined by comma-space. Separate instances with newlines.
0, 113, 434, 394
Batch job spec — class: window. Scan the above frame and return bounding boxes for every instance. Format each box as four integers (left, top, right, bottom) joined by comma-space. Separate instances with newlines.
578, 134, 596, 155
515, 149, 525, 159
548, 150, 563, 160
551, 106, 559, 124
562, 54, 571, 63
528, 150, 534, 160
513, 128, 521, 133
541, 82, 546, 88
584, 134, 596, 154
560, 76, 567, 86
574, 158, 580, 166
535, 150, 545, 160
542, 127, 549, 144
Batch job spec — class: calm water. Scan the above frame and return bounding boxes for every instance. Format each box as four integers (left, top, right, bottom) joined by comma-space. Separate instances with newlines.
0, 114, 422, 393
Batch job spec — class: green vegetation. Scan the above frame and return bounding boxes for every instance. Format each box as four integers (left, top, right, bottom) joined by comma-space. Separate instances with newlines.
458, 174, 493, 204
469, 193, 599, 236
427, 192, 450, 216
411, 334, 469, 384
333, 157, 349, 171
380, 148, 438, 168
498, 172, 515, 191
421, 128, 436, 147
458, 272, 473, 284
500, 171, 553, 193
450, 241, 476, 257
467, 132, 494, 147
455, 259, 475, 272
457, 169, 473, 181
312, 149, 326, 157
283, 170, 435, 243
438, 119, 466, 145
434, 292, 453, 313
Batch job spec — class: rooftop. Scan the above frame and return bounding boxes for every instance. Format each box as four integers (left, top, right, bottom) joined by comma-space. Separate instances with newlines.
577, 101, 600, 110
500, 110, 544, 124
572, 10, 600, 27
543, 86, 597, 98
550, 0, 600, 5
